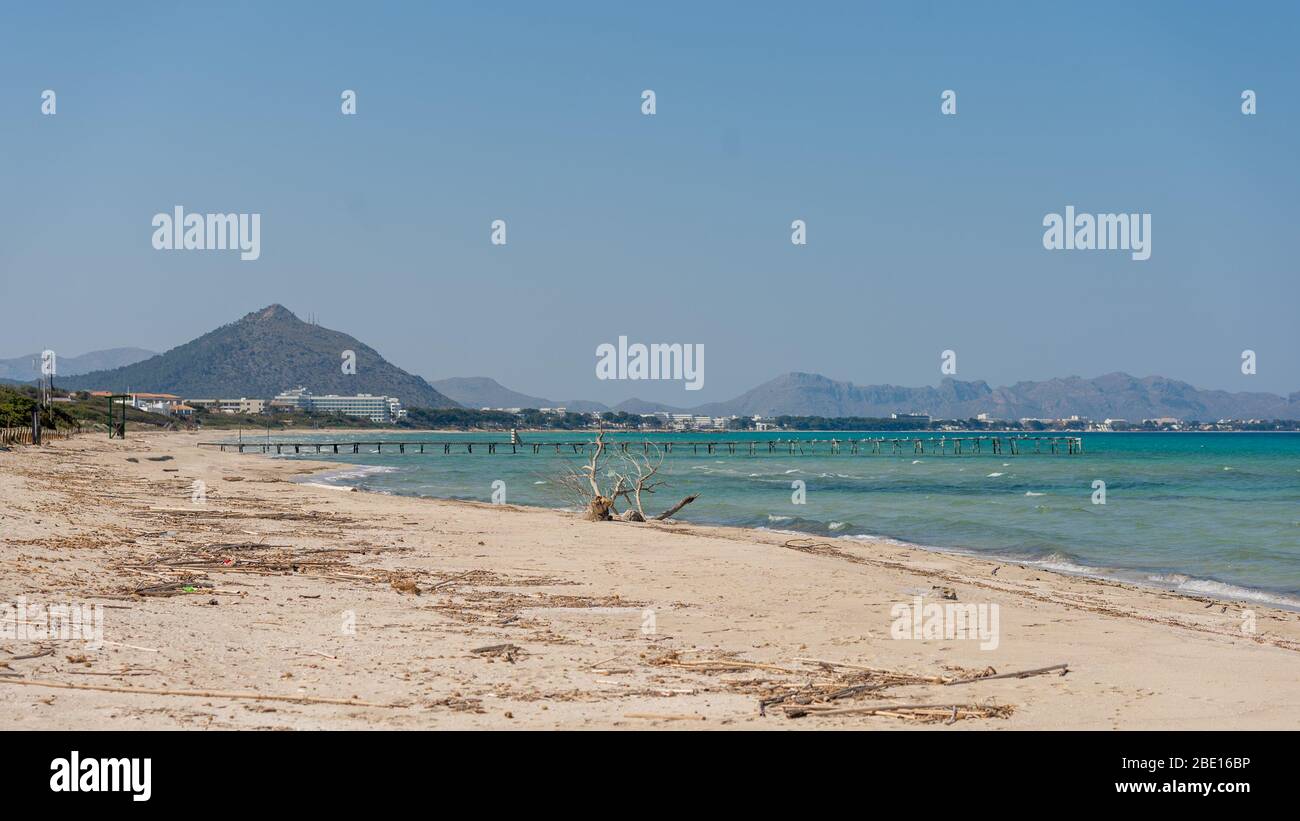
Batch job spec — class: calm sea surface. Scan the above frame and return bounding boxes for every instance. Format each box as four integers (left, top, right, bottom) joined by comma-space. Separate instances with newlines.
232, 431, 1300, 608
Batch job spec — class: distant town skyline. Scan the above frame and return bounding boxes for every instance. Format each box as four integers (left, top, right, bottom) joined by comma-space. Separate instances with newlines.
2, 2, 1297, 403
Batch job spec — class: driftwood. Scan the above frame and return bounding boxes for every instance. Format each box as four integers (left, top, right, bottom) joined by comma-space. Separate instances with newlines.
556, 427, 700, 522
652, 653, 1061, 720
0, 677, 397, 707
943, 663, 1068, 686
132, 580, 215, 597
654, 494, 699, 520
796, 657, 1067, 687
784, 702, 1014, 721
471, 643, 523, 662
795, 658, 947, 683
8, 649, 54, 661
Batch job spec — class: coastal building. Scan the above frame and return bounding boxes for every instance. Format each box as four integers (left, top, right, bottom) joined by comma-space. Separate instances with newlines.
190, 398, 266, 415
271, 386, 312, 412
655, 414, 739, 431
272, 387, 404, 423
124, 392, 182, 414
891, 412, 931, 426
308, 393, 404, 423
1144, 417, 1181, 426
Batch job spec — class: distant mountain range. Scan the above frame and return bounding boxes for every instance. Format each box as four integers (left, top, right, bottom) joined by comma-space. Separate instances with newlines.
428, 376, 552, 409
434, 371, 1300, 421
59, 305, 459, 408
0, 347, 155, 381
686, 371, 1300, 420
427, 376, 694, 415
34, 305, 1300, 420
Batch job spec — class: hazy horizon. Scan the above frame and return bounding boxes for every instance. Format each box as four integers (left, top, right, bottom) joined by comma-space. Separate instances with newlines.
8, 301, 1299, 407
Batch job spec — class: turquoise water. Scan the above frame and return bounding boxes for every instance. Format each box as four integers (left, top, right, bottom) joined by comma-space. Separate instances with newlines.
241, 431, 1300, 608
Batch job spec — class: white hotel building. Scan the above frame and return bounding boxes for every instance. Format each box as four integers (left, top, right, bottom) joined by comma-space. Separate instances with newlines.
272, 387, 406, 423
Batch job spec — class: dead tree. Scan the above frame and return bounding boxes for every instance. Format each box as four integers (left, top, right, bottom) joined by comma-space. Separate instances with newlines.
609, 443, 667, 521
555, 428, 698, 522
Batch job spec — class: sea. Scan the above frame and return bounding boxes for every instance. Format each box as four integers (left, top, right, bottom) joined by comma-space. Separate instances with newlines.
235, 430, 1300, 609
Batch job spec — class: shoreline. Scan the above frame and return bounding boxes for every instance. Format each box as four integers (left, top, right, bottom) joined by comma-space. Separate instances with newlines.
288, 453, 1300, 615
3, 429, 1298, 730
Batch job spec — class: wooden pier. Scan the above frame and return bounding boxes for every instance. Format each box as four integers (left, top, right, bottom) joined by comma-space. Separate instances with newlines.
199, 435, 1083, 457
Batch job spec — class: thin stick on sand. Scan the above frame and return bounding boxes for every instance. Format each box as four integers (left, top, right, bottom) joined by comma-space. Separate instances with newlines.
943, 663, 1069, 686
0, 677, 398, 708
624, 713, 706, 721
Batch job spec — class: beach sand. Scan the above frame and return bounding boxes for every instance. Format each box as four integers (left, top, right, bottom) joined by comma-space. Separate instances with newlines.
2, 430, 1298, 730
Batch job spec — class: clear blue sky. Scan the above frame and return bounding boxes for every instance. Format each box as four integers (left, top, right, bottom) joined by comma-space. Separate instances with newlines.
2, 1, 1297, 403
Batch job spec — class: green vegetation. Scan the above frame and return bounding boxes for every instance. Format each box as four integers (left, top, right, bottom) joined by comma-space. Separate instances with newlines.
0, 386, 145, 432
773, 415, 927, 431
0, 385, 65, 429
400, 407, 518, 430
194, 409, 389, 430
598, 411, 656, 428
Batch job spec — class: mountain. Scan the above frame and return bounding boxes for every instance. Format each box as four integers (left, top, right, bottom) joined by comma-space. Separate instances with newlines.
429, 377, 553, 409
561, 399, 613, 413
613, 398, 689, 414
689, 371, 1300, 420
429, 376, 613, 413
51, 317, 1297, 420
60, 305, 459, 408
0, 347, 156, 381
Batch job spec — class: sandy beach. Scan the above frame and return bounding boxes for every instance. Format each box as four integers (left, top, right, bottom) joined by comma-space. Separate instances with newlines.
2, 430, 1298, 730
